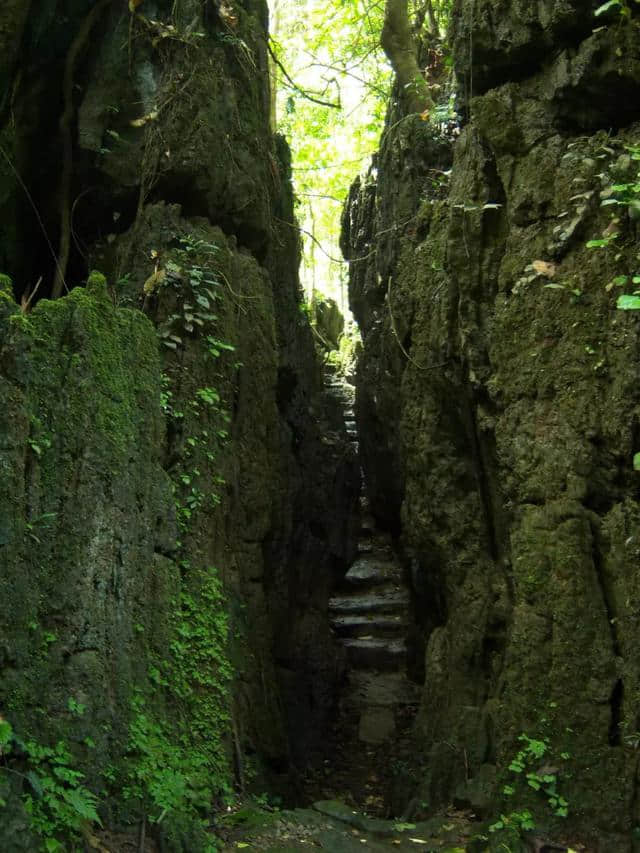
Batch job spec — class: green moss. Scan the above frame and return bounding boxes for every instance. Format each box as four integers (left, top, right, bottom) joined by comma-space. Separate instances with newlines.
117, 565, 232, 848
0, 274, 175, 846
85, 269, 108, 299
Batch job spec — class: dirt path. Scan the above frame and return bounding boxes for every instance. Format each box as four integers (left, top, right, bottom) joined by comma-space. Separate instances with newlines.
218, 799, 474, 851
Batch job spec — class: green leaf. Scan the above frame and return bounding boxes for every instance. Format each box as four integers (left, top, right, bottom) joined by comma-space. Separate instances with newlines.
63, 787, 102, 823
633, 453, 640, 471
595, 0, 623, 14
617, 294, 640, 310
26, 770, 43, 798
0, 718, 13, 748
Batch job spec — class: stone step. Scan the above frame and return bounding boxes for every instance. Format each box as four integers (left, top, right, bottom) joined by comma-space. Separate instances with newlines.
343, 637, 407, 671
344, 671, 421, 708
331, 613, 405, 639
361, 514, 377, 533
342, 555, 399, 587
363, 538, 394, 556
329, 589, 409, 616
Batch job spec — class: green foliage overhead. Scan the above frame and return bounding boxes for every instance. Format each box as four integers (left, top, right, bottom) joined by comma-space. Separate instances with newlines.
271, 0, 392, 305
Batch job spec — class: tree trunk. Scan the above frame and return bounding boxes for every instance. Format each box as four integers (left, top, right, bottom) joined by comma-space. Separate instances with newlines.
268, 0, 281, 130
381, 0, 433, 114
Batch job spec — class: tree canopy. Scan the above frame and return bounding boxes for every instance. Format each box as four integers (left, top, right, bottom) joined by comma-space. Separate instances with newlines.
269, 0, 391, 312
269, 0, 453, 314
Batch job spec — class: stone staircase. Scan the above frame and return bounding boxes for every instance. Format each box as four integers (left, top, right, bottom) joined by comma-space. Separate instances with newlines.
324, 367, 419, 767
329, 501, 418, 747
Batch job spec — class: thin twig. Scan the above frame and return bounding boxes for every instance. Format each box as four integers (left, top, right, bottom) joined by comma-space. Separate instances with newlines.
298, 191, 344, 203
0, 144, 66, 292
292, 158, 365, 171
137, 815, 146, 853
267, 40, 341, 109
387, 275, 448, 371
311, 323, 333, 351
303, 59, 389, 97
216, 269, 255, 311
274, 217, 346, 264
70, 186, 96, 261
21, 276, 43, 314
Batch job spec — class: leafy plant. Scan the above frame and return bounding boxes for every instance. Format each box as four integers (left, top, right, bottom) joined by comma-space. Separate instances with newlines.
489, 807, 535, 835
504, 734, 569, 818
617, 293, 640, 310
0, 722, 101, 851
483, 733, 570, 850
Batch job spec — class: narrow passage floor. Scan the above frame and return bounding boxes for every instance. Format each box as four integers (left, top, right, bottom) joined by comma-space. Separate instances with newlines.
219, 370, 477, 850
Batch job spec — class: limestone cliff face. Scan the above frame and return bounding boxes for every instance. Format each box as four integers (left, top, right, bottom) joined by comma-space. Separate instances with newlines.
0, 1, 358, 848
343, 1, 640, 844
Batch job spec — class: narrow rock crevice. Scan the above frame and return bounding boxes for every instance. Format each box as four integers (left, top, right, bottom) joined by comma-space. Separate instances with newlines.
309, 367, 420, 815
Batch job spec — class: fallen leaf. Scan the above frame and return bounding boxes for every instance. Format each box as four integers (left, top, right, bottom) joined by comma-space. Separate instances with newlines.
130, 110, 159, 127
532, 260, 557, 278
143, 268, 166, 294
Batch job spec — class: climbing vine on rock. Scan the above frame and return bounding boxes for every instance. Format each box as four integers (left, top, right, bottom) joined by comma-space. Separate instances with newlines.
115, 231, 238, 843
121, 566, 231, 849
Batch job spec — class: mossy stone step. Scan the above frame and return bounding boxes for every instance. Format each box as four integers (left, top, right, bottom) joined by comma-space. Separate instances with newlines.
343, 637, 406, 670
329, 589, 409, 615
342, 555, 400, 587
331, 613, 405, 638
344, 671, 420, 708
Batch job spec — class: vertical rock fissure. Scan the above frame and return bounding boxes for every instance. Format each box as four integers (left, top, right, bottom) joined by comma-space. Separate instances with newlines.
465, 392, 500, 563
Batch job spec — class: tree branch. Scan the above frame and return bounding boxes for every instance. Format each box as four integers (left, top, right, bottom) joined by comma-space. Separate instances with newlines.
267, 39, 341, 110
304, 59, 390, 97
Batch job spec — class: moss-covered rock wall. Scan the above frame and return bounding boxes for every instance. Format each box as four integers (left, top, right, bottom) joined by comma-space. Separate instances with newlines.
343, 1, 640, 846
0, 2, 359, 850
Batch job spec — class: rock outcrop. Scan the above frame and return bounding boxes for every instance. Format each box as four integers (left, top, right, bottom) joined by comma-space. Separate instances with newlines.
342, 1, 640, 846
0, 1, 358, 849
